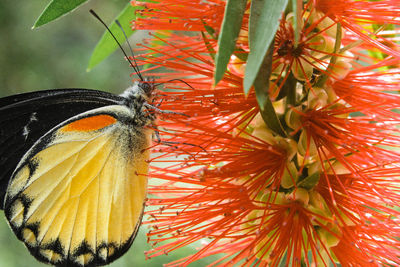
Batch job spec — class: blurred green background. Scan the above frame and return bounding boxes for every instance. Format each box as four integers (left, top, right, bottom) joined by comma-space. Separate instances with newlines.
0, 1, 216, 266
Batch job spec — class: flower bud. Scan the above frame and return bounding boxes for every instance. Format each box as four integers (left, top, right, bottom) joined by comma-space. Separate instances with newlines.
298, 130, 318, 157
308, 35, 327, 52
330, 60, 352, 80
288, 188, 309, 205
285, 106, 302, 130
308, 87, 329, 109
291, 57, 314, 81
281, 162, 299, 189
326, 160, 351, 175
308, 191, 332, 225
317, 224, 341, 248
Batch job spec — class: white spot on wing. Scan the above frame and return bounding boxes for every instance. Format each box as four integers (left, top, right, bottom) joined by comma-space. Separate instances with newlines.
22, 112, 38, 140
22, 126, 29, 140
30, 112, 38, 122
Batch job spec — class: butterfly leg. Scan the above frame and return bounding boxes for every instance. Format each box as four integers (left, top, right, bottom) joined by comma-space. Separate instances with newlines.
144, 103, 189, 117
149, 123, 207, 152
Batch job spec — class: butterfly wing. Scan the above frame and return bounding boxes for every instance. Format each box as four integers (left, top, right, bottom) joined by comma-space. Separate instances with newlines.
0, 89, 124, 207
4, 104, 151, 266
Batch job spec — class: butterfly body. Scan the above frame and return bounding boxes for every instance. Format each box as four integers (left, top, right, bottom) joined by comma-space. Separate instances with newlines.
1, 81, 156, 266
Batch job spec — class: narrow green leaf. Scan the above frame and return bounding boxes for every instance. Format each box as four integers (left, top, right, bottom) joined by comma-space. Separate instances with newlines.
204, 25, 216, 38
254, 46, 271, 110
33, 0, 89, 28
214, 0, 247, 86
297, 172, 320, 190
254, 45, 286, 136
201, 31, 216, 60
87, 3, 136, 71
292, 0, 300, 46
202, 20, 217, 39
260, 97, 286, 137
234, 48, 248, 62
244, 0, 289, 93
284, 72, 297, 105
315, 23, 342, 87
249, 0, 263, 50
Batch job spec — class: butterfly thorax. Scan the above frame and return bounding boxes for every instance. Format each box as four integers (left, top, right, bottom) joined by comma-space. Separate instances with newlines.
119, 80, 156, 127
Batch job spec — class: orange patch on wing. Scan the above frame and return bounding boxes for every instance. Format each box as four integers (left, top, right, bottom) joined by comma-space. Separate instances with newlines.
61, 115, 117, 132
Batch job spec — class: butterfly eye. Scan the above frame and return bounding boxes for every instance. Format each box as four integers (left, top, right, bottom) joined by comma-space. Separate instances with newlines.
140, 82, 154, 97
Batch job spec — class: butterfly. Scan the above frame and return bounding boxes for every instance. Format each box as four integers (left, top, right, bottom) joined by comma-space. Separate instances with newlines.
0, 10, 165, 267
0, 79, 159, 266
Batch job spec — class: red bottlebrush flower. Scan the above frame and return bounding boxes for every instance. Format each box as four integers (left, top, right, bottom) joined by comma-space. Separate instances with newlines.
330, 58, 400, 118
138, 33, 400, 265
317, 170, 400, 266
298, 104, 400, 171
271, 2, 359, 96
132, 0, 225, 31
145, 133, 292, 266
133, 34, 258, 129
313, 0, 400, 57
127, 0, 400, 266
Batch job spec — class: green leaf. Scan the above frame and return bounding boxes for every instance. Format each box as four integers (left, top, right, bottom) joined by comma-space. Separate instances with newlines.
233, 48, 248, 62
260, 98, 287, 137
254, 44, 286, 137
202, 20, 217, 39
283, 72, 297, 105
87, 3, 136, 71
297, 172, 320, 190
292, 0, 300, 46
249, 0, 263, 50
33, 0, 89, 28
244, 0, 289, 93
214, 0, 247, 86
316, 23, 342, 87
201, 31, 216, 61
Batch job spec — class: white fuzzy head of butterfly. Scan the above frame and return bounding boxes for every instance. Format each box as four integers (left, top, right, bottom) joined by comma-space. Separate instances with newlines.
119, 80, 157, 126
120, 80, 154, 101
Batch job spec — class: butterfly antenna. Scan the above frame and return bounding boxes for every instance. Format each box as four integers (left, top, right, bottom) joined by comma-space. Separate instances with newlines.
154, 79, 195, 90
89, 9, 144, 81
115, 20, 143, 81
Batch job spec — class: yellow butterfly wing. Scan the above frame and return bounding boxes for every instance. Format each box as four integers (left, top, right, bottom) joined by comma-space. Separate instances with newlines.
4, 105, 151, 266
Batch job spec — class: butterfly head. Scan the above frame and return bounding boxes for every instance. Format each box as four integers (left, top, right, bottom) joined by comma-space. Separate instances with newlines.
139, 79, 156, 99
121, 78, 155, 102
120, 78, 158, 126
